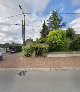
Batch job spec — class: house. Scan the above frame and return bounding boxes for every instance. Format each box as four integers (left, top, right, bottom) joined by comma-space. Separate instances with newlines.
76, 34, 80, 37
25, 38, 33, 44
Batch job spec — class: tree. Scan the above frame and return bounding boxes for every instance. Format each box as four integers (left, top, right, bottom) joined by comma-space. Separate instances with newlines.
69, 37, 80, 51
40, 20, 49, 38
47, 30, 69, 51
4, 43, 10, 48
47, 10, 66, 30
66, 27, 75, 40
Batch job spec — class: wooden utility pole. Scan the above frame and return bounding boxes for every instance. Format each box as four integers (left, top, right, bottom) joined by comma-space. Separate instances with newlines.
22, 20, 24, 45
22, 15, 25, 45
23, 15, 25, 45
19, 5, 25, 45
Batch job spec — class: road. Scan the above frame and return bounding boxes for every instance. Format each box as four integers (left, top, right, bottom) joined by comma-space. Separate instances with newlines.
0, 70, 80, 92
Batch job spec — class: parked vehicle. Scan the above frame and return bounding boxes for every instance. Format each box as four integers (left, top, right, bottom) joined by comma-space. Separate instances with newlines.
6, 48, 10, 53
10, 49, 16, 54
0, 52, 3, 60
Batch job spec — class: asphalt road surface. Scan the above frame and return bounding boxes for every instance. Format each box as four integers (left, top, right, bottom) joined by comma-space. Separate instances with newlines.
0, 70, 80, 92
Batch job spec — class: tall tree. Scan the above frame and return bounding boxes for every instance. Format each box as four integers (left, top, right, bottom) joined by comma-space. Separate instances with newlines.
66, 27, 75, 40
48, 10, 66, 30
40, 20, 49, 38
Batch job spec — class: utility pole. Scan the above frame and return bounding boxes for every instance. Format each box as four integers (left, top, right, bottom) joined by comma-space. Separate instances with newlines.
19, 5, 25, 45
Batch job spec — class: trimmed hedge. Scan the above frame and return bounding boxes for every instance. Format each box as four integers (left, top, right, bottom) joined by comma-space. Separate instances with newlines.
22, 43, 48, 57
22, 44, 34, 57
31, 44, 48, 57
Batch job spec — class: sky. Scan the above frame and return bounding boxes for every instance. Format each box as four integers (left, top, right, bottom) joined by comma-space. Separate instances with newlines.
0, 0, 80, 43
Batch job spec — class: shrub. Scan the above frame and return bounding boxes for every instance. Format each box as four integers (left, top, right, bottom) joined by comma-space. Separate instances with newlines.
15, 45, 22, 52
22, 43, 48, 57
38, 37, 47, 43
47, 30, 69, 51
69, 37, 80, 51
22, 44, 34, 57
31, 43, 48, 57
36, 45, 48, 56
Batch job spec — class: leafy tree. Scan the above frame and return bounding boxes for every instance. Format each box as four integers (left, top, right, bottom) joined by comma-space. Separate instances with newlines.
47, 30, 69, 51
66, 27, 75, 40
4, 43, 10, 48
40, 20, 49, 38
69, 37, 80, 51
47, 30, 66, 42
47, 10, 66, 30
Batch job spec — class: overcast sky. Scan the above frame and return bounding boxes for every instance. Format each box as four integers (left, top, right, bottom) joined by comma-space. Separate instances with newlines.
0, 0, 80, 43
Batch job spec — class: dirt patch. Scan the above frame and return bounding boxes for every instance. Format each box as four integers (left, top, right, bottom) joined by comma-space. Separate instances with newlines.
0, 53, 80, 69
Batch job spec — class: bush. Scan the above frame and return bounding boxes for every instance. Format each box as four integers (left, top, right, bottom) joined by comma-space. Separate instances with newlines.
15, 45, 22, 52
22, 43, 48, 57
38, 37, 47, 43
69, 37, 80, 51
22, 44, 34, 57
47, 30, 69, 51
36, 45, 48, 56
48, 39, 69, 52
31, 43, 48, 57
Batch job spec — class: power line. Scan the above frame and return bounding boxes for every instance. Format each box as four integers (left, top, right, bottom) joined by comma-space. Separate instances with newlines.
1, 12, 80, 21
44, 12, 80, 14
0, 23, 20, 25
0, 22, 80, 29
0, 1, 20, 12
59, 13, 80, 14
24, 12, 80, 15
0, 13, 22, 20
0, 0, 80, 15
0, 23, 41, 27
0, 13, 32, 21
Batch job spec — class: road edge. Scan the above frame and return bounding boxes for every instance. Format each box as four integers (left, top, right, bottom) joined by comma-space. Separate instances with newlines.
0, 67, 80, 71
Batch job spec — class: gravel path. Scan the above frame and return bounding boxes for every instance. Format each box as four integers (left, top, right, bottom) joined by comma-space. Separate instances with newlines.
0, 53, 80, 69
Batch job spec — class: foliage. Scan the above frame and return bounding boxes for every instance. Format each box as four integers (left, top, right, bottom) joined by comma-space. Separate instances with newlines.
40, 20, 49, 38
48, 10, 66, 30
47, 30, 66, 42
47, 30, 69, 51
66, 27, 75, 40
37, 37, 47, 43
69, 37, 80, 51
31, 44, 48, 57
22, 43, 48, 57
0, 43, 10, 48
22, 44, 34, 57
9, 44, 22, 52
5, 43, 10, 48
13, 45, 22, 52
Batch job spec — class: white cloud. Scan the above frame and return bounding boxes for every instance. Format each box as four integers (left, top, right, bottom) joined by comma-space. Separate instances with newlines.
24, 0, 50, 13
25, 14, 50, 41
75, 9, 80, 13
69, 17, 80, 34
72, 0, 80, 6
74, 9, 80, 17
0, 0, 51, 44
74, 8, 80, 18
59, 3, 64, 12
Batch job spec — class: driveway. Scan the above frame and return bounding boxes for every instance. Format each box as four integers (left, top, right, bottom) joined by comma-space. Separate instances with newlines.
0, 70, 80, 92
